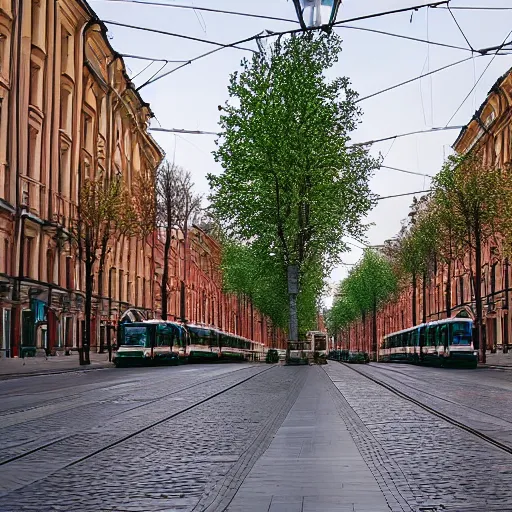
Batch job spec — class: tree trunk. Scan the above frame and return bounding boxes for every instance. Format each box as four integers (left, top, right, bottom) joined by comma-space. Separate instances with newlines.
97, 234, 109, 353
412, 271, 417, 326
445, 260, 452, 319
287, 265, 298, 361
288, 292, 298, 357
372, 298, 378, 361
422, 271, 427, 324
504, 259, 509, 354
107, 267, 113, 362
161, 228, 171, 320
475, 223, 484, 363
84, 247, 93, 366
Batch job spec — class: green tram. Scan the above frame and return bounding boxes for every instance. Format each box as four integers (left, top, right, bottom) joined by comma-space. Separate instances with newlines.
379, 317, 477, 368
114, 320, 185, 366
114, 320, 263, 366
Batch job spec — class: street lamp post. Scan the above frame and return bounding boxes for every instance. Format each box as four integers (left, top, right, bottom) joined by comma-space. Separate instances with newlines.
291, 0, 342, 30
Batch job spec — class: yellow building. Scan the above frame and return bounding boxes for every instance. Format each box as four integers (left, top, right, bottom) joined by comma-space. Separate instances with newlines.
0, 0, 163, 357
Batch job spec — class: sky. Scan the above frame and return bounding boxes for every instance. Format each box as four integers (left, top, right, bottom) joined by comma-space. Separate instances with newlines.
90, 0, 512, 305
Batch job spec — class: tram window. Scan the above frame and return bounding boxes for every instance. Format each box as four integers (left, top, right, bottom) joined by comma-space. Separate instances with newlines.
156, 325, 173, 347
123, 326, 147, 346
427, 327, 435, 347
439, 325, 448, 347
419, 327, 426, 347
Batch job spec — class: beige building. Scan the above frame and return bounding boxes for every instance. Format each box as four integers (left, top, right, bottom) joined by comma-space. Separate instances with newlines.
0, 0, 163, 357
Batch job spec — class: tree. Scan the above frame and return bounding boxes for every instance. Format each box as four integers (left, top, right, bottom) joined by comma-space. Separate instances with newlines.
156, 161, 201, 321
73, 174, 127, 365
331, 249, 398, 358
432, 152, 510, 363
208, 33, 378, 351
392, 200, 439, 325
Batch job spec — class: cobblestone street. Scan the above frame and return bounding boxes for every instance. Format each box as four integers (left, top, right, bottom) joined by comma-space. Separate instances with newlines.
1, 362, 512, 511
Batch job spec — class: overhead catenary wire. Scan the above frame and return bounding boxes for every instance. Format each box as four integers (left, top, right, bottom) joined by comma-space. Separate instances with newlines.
351, 126, 464, 146
94, 0, 299, 23
380, 165, 433, 178
377, 190, 432, 200
115, 1, 451, 89
121, 54, 189, 63
337, 25, 473, 53
150, 127, 220, 136
103, 20, 257, 53
356, 55, 479, 103
445, 28, 512, 127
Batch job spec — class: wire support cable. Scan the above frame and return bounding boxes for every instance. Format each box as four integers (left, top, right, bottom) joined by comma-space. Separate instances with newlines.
114, 1, 450, 90
445, 28, 512, 127
447, 4, 474, 51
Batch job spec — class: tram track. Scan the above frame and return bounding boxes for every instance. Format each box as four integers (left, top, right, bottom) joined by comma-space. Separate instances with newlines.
0, 364, 269, 468
339, 362, 512, 457
363, 363, 512, 428
0, 364, 258, 425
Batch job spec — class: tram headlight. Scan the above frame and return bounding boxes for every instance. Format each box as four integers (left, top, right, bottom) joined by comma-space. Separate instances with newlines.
473, 351, 478, 356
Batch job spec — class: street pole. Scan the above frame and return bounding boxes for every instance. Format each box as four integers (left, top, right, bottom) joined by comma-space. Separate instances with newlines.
287, 265, 298, 361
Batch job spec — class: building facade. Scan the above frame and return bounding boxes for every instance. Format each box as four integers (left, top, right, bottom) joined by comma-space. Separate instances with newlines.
152, 225, 286, 349
0, 0, 282, 357
338, 67, 512, 357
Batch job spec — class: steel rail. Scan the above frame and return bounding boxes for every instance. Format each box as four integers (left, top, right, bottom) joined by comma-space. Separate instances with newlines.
0, 364, 271, 467
338, 363, 512, 456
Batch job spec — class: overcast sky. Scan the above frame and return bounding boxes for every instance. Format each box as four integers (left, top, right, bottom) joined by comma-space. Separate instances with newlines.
91, 0, 512, 305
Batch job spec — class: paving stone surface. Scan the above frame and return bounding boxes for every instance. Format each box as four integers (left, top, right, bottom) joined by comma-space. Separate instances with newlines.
226, 366, 391, 512
325, 362, 512, 512
3, 361, 512, 512
0, 364, 305, 512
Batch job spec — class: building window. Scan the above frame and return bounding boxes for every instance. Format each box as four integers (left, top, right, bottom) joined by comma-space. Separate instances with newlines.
66, 257, 71, 289
47, 249, 53, 283
60, 87, 71, 134
31, 0, 43, 48
23, 238, 33, 277
0, 33, 6, 75
61, 30, 70, 75
29, 61, 42, 109
4, 239, 9, 273
119, 270, 124, 302
83, 113, 93, 154
491, 263, 497, 297
459, 276, 464, 304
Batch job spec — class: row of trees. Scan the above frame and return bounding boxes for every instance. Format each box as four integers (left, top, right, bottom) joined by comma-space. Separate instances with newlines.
72, 162, 201, 365
208, 32, 378, 347
328, 152, 512, 363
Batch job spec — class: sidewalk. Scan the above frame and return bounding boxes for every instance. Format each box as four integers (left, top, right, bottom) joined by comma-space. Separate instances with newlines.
0, 352, 113, 378
226, 366, 390, 512
483, 350, 512, 368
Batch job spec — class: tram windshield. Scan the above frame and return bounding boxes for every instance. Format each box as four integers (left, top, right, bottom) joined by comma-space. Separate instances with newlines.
450, 321, 472, 346
122, 326, 148, 347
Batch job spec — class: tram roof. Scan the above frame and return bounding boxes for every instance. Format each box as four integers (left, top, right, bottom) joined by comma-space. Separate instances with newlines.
383, 317, 473, 339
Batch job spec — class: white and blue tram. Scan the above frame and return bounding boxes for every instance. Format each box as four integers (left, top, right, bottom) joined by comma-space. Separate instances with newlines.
114, 320, 264, 366
379, 317, 478, 368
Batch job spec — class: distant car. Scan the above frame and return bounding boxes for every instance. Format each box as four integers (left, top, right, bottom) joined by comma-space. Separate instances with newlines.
266, 349, 279, 364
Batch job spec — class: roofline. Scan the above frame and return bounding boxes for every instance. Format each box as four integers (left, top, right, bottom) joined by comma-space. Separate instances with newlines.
383, 317, 472, 339
453, 65, 512, 150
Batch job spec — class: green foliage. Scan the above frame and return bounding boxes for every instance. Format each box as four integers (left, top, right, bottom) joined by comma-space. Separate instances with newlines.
209, 32, 378, 335
432, 152, 509, 257
221, 242, 321, 333
329, 249, 398, 333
